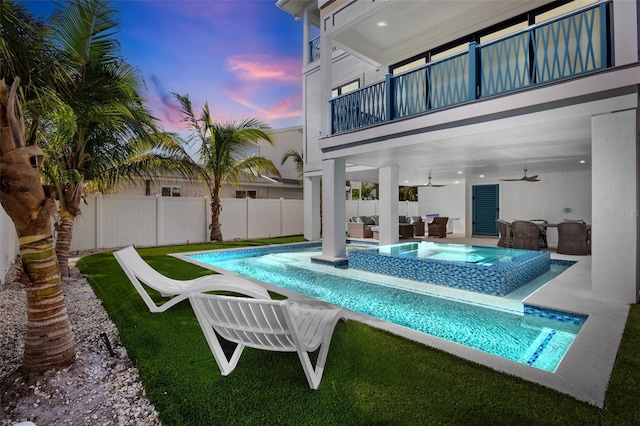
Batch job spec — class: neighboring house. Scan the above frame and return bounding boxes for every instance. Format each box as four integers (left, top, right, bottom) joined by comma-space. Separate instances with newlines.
277, 0, 639, 304
116, 126, 304, 199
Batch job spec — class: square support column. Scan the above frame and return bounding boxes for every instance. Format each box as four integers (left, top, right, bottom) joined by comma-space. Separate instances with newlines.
591, 108, 639, 303
379, 166, 399, 246
304, 176, 321, 241
320, 158, 347, 261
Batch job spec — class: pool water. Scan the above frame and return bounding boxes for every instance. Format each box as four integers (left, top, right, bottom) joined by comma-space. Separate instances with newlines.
185, 243, 584, 372
381, 241, 524, 264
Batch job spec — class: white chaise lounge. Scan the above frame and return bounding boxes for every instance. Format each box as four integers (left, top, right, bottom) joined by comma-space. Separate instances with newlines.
188, 293, 346, 389
113, 246, 270, 313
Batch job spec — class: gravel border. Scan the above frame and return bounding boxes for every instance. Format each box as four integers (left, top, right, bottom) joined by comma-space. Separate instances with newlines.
0, 258, 161, 426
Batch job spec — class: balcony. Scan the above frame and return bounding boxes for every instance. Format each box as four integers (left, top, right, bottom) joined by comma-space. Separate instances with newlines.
329, 1, 611, 135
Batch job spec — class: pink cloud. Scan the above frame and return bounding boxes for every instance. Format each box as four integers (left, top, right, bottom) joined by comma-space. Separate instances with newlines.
260, 94, 302, 120
226, 54, 301, 83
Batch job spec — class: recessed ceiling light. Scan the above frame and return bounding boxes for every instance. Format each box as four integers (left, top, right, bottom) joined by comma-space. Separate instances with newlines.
377, 21, 388, 27
579, 160, 586, 164
479, 174, 485, 178
454, 181, 459, 184
404, 180, 409, 183
457, 171, 463, 174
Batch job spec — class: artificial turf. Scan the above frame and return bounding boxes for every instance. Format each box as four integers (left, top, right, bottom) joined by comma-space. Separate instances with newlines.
77, 238, 640, 425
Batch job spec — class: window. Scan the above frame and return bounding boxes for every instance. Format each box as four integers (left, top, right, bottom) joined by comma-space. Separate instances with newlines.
161, 186, 181, 197
535, 0, 599, 24
331, 79, 360, 98
236, 190, 257, 199
430, 44, 469, 62
392, 57, 426, 75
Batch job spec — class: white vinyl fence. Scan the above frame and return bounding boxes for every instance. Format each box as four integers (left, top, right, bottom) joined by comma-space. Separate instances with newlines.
1, 207, 19, 285
1, 194, 304, 283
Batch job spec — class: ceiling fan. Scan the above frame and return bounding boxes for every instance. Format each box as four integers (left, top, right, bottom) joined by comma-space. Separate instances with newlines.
500, 168, 540, 182
416, 176, 446, 187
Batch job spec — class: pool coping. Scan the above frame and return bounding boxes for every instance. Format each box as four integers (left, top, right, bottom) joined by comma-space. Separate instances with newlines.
173, 241, 628, 408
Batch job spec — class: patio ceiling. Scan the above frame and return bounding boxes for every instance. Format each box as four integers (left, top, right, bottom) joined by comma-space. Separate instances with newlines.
331, 0, 551, 66
341, 97, 603, 186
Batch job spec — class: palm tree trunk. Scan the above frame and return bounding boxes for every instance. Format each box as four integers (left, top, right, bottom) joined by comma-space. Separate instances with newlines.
1, 78, 76, 372
21, 237, 76, 371
210, 196, 223, 241
55, 209, 75, 277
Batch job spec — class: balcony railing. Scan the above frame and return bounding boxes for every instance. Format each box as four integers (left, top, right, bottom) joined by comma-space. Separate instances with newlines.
330, 1, 611, 135
309, 36, 320, 63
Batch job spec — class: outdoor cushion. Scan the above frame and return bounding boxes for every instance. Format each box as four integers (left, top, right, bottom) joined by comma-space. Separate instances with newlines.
362, 216, 376, 225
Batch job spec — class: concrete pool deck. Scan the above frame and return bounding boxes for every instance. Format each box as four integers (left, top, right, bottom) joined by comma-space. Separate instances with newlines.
177, 235, 629, 407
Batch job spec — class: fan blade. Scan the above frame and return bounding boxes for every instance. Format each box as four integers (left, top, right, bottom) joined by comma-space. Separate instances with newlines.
523, 175, 539, 181
500, 178, 523, 181
431, 184, 446, 187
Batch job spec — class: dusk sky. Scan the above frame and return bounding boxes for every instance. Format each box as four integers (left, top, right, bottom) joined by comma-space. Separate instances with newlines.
20, 0, 304, 135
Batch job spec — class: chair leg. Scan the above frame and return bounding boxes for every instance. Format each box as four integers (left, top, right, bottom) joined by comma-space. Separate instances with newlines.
191, 300, 245, 375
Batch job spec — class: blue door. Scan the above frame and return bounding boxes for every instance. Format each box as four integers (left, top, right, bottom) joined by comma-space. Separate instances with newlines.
472, 184, 499, 236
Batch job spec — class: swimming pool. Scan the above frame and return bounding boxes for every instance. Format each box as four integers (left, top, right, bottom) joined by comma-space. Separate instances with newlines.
183, 242, 585, 372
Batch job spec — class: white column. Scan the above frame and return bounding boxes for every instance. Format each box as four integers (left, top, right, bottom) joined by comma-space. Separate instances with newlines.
319, 32, 332, 137
321, 158, 347, 260
591, 108, 639, 303
379, 166, 399, 246
304, 176, 321, 241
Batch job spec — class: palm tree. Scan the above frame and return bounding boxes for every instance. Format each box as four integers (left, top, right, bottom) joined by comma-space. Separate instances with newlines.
281, 148, 303, 184
400, 185, 418, 201
44, 0, 199, 276
0, 2, 76, 372
174, 93, 281, 241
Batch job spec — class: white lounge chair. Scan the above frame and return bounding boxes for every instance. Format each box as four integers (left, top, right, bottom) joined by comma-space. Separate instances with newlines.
113, 246, 271, 313
188, 293, 346, 389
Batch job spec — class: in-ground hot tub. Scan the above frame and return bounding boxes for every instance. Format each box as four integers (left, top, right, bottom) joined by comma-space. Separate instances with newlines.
348, 241, 550, 296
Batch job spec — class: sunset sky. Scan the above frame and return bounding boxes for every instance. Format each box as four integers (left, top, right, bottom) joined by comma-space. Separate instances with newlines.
20, 0, 304, 134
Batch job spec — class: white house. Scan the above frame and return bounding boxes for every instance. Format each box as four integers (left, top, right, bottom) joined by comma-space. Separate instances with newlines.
277, 0, 639, 304
116, 126, 304, 200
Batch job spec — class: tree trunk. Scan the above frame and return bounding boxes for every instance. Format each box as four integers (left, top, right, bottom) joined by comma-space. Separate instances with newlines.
1, 78, 76, 372
21, 237, 76, 371
209, 195, 223, 241
55, 209, 75, 277
54, 180, 84, 277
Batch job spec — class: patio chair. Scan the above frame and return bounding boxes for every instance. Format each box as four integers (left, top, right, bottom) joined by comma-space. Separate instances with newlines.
557, 221, 590, 255
113, 246, 271, 313
496, 219, 512, 248
189, 293, 346, 389
530, 219, 548, 248
511, 221, 541, 250
410, 216, 425, 237
428, 217, 448, 238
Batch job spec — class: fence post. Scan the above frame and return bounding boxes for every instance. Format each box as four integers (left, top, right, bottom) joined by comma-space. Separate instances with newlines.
156, 195, 162, 247
95, 193, 103, 250
245, 198, 250, 240
203, 196, 209, 242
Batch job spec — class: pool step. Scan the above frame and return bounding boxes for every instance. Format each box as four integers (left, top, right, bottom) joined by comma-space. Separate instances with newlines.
255, 253, 307, 268
520, 328, 556, 368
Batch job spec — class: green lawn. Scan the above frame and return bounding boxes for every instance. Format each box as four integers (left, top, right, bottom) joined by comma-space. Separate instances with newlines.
77, 238, 640, 425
